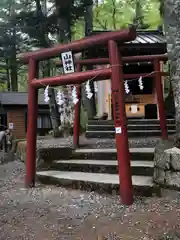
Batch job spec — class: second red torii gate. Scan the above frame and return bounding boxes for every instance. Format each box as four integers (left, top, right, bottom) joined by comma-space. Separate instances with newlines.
69, 54, 169, 148
19, 27, 146, 205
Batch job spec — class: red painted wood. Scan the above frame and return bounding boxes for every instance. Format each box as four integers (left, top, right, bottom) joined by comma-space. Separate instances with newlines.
31, 68, 111, 88
108, 40, 133, 205
19, 28, 136, 62
26, 58, 38, 187
73, 64, 81, 148
31, 70, 168, 89
154, 59, 168, 139
56, 54, 168, 66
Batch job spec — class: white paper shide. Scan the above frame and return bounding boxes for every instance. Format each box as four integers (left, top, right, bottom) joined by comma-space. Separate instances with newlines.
71, 86, 79, 105
138, 76, 144, 90
124, 80, 130, 94
85, 80, 93, 99
94, 81, 98, 93
44, 85, 50, 103
56, 90, 64, 106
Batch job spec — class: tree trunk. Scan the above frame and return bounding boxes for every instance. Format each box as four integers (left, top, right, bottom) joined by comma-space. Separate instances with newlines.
57, 17, 71, 44
55, 0, 72, 43
10, 27, 18, 91
83, 2, 96, 119
48, 88, 61, 137
6, 58, 11, 91
45, 67, 61, 137
82, 68, 96, 119
85, 3, 93, 36
37, 0, 61, 137
55, 1, 74, 136
42, 60, 61, 137
133, 0, 149, 29
164, 0, 180, 139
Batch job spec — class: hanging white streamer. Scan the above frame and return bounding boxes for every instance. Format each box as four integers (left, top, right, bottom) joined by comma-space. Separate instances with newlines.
124, 80, 130, 94
85, 80, 93, 99
56, 90, 64, 106
138, 76, 144, 90
44, 85, 50, 103
72, 86, 79, 105
94, 81, 98, 93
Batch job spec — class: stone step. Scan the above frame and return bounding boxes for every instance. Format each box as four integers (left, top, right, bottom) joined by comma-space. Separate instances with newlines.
36, 171, 153, 186
87, 124, 176, 131
88, 119, 175, 126
86, 130, 175, 138
51, 159, 154, 176
36, 171, 158, 196
72, 148, 154, 161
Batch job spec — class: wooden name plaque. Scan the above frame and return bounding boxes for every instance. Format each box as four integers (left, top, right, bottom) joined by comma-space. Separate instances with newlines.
125, 104, 145, 118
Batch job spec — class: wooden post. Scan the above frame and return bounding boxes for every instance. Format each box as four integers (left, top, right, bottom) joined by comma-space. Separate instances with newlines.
73, 64, 81, 148
108, 40, 133, 205
154, 59, 168, 139
26, 58, 38, 187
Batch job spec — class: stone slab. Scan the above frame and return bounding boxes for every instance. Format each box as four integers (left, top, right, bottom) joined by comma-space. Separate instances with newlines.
153, 167, 166, 185
36, 171, 154, 187
74, 148, 155, 154
165, 171, 180, 188
55, 159, 154, 168
165, 147, 180, 171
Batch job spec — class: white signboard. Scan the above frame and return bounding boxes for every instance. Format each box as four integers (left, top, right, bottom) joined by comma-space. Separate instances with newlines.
9, 122, 14, 130
115, 127, 122, 134
131, 105, 137, 113
61, 51, 75, 74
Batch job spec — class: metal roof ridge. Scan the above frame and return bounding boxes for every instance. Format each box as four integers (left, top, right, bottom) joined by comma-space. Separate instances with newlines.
0, 91, 44, 96
1, 91, 27, 94
136, 30, 164, 35
90, 29, 164, 35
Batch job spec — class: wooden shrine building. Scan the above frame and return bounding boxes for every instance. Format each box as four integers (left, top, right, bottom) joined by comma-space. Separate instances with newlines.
0, 92, 51, 139
84, 29, 168, 119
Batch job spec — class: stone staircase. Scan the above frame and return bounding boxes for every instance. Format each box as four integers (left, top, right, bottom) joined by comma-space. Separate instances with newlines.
86, 119, 175, 138
37, 147, 160, 196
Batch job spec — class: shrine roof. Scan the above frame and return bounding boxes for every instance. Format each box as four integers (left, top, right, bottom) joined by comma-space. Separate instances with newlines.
89, 29, 166, 45
0, 92, 47, 106
85, 29, 166, 57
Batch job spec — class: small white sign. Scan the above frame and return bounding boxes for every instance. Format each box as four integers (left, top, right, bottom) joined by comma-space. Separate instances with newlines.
9, 122, 14, 130
131, 105, 137, 113
115, 127, 122, 134
61, 51, 75, 74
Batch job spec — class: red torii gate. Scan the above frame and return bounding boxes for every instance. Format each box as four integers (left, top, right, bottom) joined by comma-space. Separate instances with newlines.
18, 27, 167, 206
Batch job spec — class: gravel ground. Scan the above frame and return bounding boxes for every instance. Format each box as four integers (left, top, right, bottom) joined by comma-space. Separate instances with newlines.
0, 159, 180, 240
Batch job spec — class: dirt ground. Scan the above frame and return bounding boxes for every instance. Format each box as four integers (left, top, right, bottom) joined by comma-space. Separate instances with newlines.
0, 160, 180, 240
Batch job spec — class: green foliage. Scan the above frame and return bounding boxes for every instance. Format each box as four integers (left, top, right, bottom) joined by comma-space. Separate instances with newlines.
72, 19, 84, 40
93, 0, 135, 30
0, 0, 30, 91
73, 0, 162, 40
0, 0, 163, 92
18, 65, 28, 91
142, 0, 162, 29
0, 0, 92, 92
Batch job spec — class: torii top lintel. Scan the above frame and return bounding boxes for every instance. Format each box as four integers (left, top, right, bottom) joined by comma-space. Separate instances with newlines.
18, 27, 136, 63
